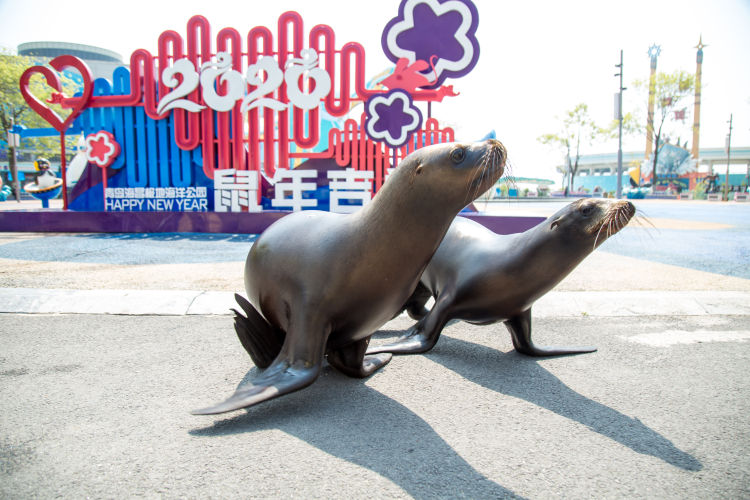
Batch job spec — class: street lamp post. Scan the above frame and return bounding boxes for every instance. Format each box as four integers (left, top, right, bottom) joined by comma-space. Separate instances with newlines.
614, 50, 626, 198
724, 114, 733, 201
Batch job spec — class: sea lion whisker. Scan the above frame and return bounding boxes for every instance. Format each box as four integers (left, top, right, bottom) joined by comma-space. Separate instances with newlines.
637, 213, 657, 230
464, 169, 481, 205
466, 153, 486, 202
593, 221, 607, 250
612, 212, 622, 233
618, 211, 628, 231
478, 165, 489, 199
634, 215, 658, 241
477, 147, 498, 199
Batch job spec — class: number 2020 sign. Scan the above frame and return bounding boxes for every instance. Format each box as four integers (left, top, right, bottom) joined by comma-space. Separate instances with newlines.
158, 48, 331, 115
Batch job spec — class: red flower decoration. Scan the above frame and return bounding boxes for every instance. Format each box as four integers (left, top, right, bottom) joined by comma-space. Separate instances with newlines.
85, 131, 121, 168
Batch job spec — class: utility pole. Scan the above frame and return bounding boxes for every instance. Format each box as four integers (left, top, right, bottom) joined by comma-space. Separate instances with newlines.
724, 114, 733, 201
614, 50, 626, 198
645, 44, 660, 161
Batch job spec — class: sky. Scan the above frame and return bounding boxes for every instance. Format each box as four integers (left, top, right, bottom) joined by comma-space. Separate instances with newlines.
1, 0, 748, 184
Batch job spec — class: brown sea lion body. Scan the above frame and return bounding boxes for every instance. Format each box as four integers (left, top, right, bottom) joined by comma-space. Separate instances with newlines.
193, 139, 507, 415
368, 199, 635, 357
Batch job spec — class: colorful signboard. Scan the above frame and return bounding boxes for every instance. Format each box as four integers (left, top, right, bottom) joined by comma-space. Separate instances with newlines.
19, 0, 480, 213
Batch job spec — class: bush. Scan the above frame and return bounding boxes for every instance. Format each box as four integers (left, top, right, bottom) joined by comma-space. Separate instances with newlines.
693, 181, 707, 200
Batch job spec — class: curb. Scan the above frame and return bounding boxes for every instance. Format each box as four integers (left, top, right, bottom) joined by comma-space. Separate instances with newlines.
1, 288, 749, 317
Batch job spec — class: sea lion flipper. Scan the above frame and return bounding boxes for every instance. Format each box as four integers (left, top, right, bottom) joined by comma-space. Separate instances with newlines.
191, 360, 321, 415
194, 316, 331, 415
232, 294, 285, 368
403, 282, 433, 320
367, 295, 451, 355
327, 337, 392, 378
366, 323, 432, 355
505, 309, 597, 357
190, 384, 283, 415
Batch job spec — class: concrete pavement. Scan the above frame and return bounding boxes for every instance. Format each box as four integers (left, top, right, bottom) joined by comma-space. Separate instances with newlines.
2, 312, 749, 498
1, 287, 750, 317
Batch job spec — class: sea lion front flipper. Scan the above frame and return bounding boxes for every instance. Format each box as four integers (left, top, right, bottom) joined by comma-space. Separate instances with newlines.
367, 294, 452, 355
327, 337, 392, 378
191, 359, 321, 415
505, 309, 597, 357
193, 317, 329, 415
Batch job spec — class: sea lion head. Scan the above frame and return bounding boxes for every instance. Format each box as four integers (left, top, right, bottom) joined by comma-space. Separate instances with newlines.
548, 198, 635, 251
390, 139, 507, 212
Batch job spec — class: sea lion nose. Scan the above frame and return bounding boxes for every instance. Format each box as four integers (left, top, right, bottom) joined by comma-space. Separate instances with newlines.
485, 138, 507, 165
486, 138, 503, 151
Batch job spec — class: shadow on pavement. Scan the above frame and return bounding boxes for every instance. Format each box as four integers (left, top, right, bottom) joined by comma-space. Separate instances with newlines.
425, 334, 702, 472
190, 367, 523, 499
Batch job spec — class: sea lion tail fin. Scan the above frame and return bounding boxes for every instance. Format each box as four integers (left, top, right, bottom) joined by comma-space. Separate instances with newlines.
231, 294, 285, 368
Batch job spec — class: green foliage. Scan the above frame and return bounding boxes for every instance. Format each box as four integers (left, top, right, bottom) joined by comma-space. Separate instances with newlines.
633, 70, 695, 142
537, 103, 600, 150
601, 111, 640, 140
537, 103, 606, 191
1, 48, 78, 158
693, 180, 707, 200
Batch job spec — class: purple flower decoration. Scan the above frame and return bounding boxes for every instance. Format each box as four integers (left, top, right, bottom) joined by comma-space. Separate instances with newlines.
382, 0, 480, 89
365, 89, 423, 148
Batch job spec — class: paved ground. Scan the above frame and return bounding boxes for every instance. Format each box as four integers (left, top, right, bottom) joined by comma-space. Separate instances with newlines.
1, 198, 750, 498
2, 313, 748, 498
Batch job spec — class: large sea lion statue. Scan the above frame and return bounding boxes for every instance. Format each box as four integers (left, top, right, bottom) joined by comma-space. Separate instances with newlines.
192, 139, 507, 415
367, 198, 635, 357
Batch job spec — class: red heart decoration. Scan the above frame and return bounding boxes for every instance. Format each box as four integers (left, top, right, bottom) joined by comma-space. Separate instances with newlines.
19, 55, 93, 133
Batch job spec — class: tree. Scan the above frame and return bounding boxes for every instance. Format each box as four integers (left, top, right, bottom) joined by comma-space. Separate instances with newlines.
600, 111, 640, 140
1, 48, 77, 200
633, 70, 695, 186
538, 103, 601, 193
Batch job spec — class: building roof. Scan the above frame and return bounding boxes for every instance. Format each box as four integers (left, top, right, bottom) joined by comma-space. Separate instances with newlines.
559, 147, 750, 173
18, 41, 123, 63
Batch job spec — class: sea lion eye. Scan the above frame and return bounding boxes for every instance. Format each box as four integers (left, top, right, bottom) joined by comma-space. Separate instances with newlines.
581, 205, 594, 216
450, 147, 465, 164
